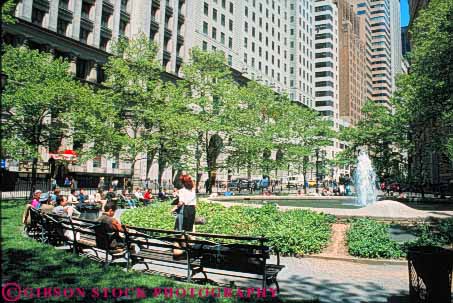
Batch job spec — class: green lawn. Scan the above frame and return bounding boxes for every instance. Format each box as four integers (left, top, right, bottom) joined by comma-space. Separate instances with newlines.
1, 201, 289, 302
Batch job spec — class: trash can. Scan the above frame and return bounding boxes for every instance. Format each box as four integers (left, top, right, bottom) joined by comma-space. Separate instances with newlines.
407, 246, 453, 303
77, 205, 100, 221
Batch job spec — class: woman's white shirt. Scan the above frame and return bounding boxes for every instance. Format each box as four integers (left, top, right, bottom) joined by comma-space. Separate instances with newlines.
178, 188, 196, 206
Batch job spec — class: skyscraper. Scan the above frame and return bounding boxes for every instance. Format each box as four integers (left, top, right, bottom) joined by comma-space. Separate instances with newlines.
353, 0, 402, 106
338, 0, 368, 125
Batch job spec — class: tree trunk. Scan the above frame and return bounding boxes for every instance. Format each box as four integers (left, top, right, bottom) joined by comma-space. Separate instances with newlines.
146, 149, 157, 179
303, 156, 309, 194
157, 143, 166, 191
195, 132, 203, 193
206, 133, 223, 194
30, 157, 38, 199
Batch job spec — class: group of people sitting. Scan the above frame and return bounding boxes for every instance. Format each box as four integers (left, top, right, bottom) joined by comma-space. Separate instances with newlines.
28, 185, 173, 216
28, 189, 82, 218
25, 173, 197, 257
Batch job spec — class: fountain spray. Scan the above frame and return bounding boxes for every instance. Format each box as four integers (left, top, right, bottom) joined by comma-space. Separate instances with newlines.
353, 151, 378, 206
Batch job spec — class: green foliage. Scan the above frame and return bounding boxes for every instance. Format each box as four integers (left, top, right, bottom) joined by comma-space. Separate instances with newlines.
337, 101, 408, 182
395, 0, 453, 183
122, 201, 335, 256
1, 46, 112, 161
346, 218, 404, 259
404, 219, 453, 249
1, 0, 17, 24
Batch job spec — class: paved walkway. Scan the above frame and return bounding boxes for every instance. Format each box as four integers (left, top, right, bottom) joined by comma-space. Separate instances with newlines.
128, 255, 409, 303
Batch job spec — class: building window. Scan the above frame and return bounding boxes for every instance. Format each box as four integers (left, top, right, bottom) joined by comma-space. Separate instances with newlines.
81, 1, 92, 19
32, 8, 46, 26
111, 155, 119, 169
57, 19, 69, 35
244, 37, 247, 48
228, 37, 233, 48
202, 41, 208, 50
93, 156, 101, 168
76, 58, 89, 79
100, 37, 109, 51
221, 14, 225, 26
220, 32, 225, 44
212, 27, 217, 39
213, 8, 217, 21
227, 55, 232, 66
229, 20, 233, 31
121, 0, 128, 12
222, 0, 226, 9
229, 3, 233, 14
203, 22, 208, 34
59, 0, 70, 10
119, 20, 128, 36
79, 28, 90, 44
204, 2, 209, 16
101, 12, 111, 28
244, 22, 248, 32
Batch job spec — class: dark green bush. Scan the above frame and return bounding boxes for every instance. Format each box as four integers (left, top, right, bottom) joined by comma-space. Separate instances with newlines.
346, 218, 404, 259
121, 200, 334, 256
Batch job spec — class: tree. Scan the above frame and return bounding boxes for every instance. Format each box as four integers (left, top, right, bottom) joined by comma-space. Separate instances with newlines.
1, 46, 111, 196
181, 48, 239, 193
225, 81, 279, 179
100, 34, 163, 184
1, 0, 17, 24
273, 99, 333, 193
337, 101, 408, 182
396, 0, 453, 192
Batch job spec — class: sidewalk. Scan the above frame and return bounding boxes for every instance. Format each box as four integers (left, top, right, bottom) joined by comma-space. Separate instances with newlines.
129, 254, 409, 303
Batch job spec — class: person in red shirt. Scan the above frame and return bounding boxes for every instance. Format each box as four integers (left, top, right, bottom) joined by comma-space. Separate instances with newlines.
143, 188, 153, 205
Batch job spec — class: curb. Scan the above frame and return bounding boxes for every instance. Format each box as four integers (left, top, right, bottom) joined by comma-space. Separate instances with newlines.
305, 254, 407, 266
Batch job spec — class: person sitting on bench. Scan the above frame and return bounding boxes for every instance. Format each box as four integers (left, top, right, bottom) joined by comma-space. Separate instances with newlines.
52, 195, 80, 217
97, 202, 124, 249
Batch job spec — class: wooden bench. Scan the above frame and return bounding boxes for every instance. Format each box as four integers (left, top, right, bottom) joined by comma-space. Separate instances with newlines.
42, 215, 126, 267
122, 226, 284, 291
122, 226, 201, 280
186, 232, 285, 291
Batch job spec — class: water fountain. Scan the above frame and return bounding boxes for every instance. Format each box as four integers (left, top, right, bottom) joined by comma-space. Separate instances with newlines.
353, 151, 378, 206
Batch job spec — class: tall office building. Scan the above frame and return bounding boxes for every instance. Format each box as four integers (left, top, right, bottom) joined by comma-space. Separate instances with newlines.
314, 0, 339, 122
354, 0, 401, 106
338, 0, 368, 126
390, 0, 402, 91
4, 0, 316, 181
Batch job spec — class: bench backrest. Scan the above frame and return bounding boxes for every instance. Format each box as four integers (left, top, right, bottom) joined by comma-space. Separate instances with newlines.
28, 207, 42, 228
184, 232, 270, 274
123, 225, 185, 251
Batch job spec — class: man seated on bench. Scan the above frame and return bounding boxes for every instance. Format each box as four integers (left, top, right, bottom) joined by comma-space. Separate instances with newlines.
52, 195, 81, 218
96, 202, 125, 250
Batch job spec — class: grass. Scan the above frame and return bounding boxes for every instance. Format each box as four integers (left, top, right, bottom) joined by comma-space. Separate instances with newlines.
1, 201, 293, 303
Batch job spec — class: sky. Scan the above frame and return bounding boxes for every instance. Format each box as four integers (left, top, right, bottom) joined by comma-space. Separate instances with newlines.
401, 0, 410, 27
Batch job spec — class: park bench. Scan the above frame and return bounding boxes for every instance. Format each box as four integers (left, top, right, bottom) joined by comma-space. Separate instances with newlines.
186, 232, 284, 291
122, 226, 284, 291
122, 226, 201, 279
25, 207, 44, 241
68, 217, 126, 266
